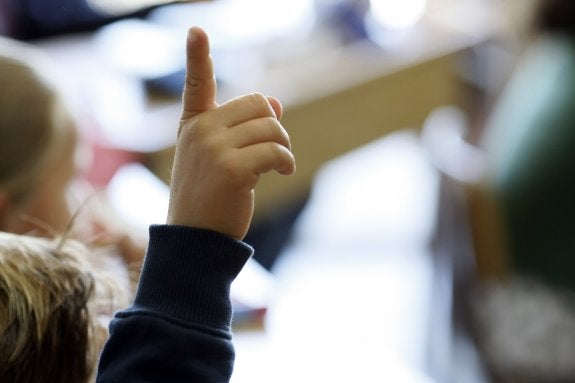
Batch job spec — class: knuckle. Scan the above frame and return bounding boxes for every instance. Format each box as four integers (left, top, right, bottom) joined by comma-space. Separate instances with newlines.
184, 75, 208, 95
246, 92, 270, 111
267, 143, 292, 174
263, 116, 278, 134
247, 92, 267, 104
263, 118, 290, 148
269, 142, 285, 160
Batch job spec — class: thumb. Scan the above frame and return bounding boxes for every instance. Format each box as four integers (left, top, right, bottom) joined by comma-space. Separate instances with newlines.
181, 27, 218, 120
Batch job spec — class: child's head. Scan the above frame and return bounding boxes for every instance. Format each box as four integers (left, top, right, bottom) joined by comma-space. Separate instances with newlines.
0, 37, 80, 236
0, 231, 129, 383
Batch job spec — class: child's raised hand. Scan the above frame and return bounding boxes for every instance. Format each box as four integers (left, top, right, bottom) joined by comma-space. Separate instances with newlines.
166, 27, 295, 240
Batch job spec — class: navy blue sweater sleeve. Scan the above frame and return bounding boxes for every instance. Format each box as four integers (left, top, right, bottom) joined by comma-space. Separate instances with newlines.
96, 225, 253, 383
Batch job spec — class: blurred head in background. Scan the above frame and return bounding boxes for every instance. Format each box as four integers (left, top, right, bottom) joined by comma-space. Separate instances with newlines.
0, 37, 80, 237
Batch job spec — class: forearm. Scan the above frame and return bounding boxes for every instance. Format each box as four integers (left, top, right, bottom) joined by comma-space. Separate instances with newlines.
96, 225, 253, 382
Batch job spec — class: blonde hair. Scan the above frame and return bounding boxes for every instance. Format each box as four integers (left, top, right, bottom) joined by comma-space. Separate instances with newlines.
0, 231, 130, 383
0, 37, 75, 208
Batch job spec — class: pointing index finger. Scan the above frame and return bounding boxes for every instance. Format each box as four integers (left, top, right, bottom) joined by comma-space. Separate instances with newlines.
181, 27, 217, 120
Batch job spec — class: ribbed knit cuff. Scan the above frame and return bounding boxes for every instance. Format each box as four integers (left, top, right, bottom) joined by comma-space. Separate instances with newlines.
131, 225, 253, 331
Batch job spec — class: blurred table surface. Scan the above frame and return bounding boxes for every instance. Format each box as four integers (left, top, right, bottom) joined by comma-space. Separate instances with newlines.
32, 0, 501, 224
145, 7, 497, 224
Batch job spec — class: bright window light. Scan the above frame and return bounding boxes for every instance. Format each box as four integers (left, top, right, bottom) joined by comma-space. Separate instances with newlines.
369, 0, 427, 30
150, 0, 316, 49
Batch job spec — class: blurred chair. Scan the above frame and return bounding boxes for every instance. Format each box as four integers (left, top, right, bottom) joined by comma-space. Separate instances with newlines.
421, 106, 509, 284
421, 101, 575, 383
420, 106, 494, 383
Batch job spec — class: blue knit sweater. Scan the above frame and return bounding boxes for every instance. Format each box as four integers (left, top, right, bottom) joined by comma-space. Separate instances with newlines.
96, 225, 253, 382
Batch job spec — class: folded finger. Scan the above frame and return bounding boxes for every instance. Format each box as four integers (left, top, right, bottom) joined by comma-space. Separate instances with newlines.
214, 93, 277, 127
227, 117, 291, 150
237, 142, 296, 176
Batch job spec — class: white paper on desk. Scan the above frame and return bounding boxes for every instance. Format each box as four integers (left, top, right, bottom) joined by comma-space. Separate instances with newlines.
106, 162, 275, 306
